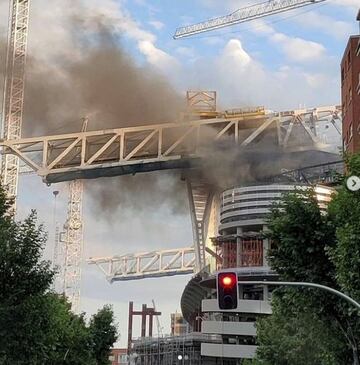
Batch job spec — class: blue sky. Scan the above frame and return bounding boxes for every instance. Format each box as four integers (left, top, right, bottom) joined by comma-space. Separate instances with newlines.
112, 0, 358, 109
1, 0, 359, 348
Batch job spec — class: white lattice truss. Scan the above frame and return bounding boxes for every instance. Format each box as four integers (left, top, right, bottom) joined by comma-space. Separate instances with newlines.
1, 0, 30, 212
63, 180, 84, 313
174, 0, 326, 38
52, 223, 64, 292
87, 247, 196, 282
186, 180, 214, 270
0, 106, 342, 185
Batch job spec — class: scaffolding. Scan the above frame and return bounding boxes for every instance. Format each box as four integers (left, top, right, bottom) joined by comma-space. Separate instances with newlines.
130, 333, 223, 365
213, 234, 264, 270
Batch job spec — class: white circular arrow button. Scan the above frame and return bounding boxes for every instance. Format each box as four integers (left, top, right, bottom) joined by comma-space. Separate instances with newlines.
346, 176, 360, 192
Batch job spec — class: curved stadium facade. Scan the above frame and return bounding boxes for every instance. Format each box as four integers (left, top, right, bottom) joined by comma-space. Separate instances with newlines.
180, 183, 334, 363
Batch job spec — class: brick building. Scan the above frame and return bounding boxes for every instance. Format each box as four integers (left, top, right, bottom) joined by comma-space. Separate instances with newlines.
109, 348, 128, 365
170, 312, 191, 336
341, 10, 360, 153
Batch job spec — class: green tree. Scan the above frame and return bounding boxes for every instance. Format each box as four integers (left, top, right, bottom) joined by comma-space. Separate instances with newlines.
89, 305, 118, 365
255, 154, 360, 364
0, 185, 117, 364
328, 155, 360, 301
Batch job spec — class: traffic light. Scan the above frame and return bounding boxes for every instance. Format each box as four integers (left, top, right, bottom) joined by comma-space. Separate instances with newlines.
217, 272, 238, 310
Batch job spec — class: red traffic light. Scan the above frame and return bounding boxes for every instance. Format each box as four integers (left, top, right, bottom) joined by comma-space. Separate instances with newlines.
219, 272, 237, 288
217, 272, 238, 310
221, 275, 234, 287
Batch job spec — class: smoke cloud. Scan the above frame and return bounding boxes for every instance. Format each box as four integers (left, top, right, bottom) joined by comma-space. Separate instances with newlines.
0, 1, 187, 219
0, 0, 340, 224
23, 31, 183, 135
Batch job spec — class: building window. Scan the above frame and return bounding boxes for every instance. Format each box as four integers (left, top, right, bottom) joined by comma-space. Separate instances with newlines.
341, 67, 345, 83
349, 123, 353, 141
119, 354, 128, 364
241, 238, 263, 267
349, 86, 352, 104
348, 50, 351, 68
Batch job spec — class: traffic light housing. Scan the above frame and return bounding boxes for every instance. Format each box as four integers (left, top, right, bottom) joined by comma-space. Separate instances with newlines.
217, 272, 238, 310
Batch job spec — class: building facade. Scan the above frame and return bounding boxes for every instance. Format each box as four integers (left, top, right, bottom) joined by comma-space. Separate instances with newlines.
171, 312, 191, 336
199, 184, 333, 362
341, 11, 360, 153
180, 183, 334, 364
109, 348, 128, 365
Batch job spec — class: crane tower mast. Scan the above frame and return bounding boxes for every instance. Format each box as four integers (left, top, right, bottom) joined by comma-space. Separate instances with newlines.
1, 0, 30, 212
174, 0, 325, 39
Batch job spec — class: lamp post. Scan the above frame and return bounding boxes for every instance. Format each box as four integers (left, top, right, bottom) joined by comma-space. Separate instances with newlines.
237, 280, 360, 311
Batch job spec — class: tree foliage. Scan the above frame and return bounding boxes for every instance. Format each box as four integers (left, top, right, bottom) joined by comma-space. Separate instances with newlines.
90, 305, 119, 365
0, 186, 118, 364
255, 153, 360, 365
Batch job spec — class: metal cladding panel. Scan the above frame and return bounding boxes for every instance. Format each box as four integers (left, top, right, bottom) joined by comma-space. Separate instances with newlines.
202, 321, 256, 336
202, 299, 272, 314
201, 343, 257, 359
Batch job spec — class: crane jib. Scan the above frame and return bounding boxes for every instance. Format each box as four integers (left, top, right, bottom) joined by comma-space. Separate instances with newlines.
173, 0, 327, 39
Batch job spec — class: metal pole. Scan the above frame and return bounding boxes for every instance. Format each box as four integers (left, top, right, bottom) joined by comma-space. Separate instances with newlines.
128, 301, 133, 354
237, 281, 360, 311
141, 304, 147, 338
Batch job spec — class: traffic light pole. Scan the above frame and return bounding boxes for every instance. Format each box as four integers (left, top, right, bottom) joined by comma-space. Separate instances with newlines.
237, 281, 360, 311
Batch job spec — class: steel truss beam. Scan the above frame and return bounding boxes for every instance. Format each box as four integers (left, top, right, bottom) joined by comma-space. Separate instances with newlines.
186, 179, 214, 271
87, 247, 196, 282
63, 180, 84, 313
174, 0, 326, 39
1, 0, 30, 213
0, 106, 341, 184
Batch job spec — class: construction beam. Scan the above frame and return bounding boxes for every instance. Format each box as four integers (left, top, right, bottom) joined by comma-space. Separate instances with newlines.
186, 179, 214, 271
174, 0, 326, 39
1, 0, 30, 213
0, 106, 342, 184
87, 247, 196, 282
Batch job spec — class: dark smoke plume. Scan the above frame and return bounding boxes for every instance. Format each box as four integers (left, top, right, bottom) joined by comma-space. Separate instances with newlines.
0, 9, 187, 219
23, 33, 183, 136
0, 5, 339, 224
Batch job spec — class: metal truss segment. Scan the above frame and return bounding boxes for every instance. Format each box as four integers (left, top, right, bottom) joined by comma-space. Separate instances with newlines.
174, 0, 326, 38
63, 180, 84, 313
1, 0, 30, 213
88, 247, 196, 281
0, 106, 342, 183
187, 179, 214, 271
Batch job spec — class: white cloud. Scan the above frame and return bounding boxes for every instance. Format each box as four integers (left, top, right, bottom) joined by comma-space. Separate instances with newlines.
271, 32, 325, 62
293, 11, 356, 40
138, 40, 179, 70
148, 20, 165, 30
332, 0, 360, 9
202, 0, 358, 11
220, 39, 252, 67
202, 36, 225, 46
176, 36, 339, 111
303, 72, 330, 88
175, 47, 195, 59
249, 19, 326, 63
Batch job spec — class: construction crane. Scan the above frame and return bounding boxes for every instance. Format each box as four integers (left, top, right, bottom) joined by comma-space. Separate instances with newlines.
62, 118, 87, 313
1, 0, 30, 213
173, 0, 326, 39
152, 299, 163, 337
